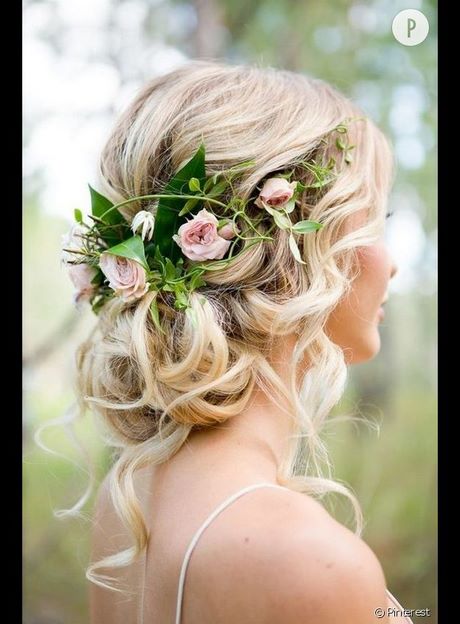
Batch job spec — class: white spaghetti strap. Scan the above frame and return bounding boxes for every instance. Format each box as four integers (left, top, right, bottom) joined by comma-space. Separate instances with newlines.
174, 482, 288, 624
386, 589, 414, 623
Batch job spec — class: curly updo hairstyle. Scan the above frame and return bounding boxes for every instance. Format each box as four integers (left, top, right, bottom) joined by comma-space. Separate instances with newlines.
71, 60, 393, 589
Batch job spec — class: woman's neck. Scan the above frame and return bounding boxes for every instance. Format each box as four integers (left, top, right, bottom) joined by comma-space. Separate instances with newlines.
173, 333, 305, 484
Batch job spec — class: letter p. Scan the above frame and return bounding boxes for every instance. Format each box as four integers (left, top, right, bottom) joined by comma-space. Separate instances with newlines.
407, 18, 416, 38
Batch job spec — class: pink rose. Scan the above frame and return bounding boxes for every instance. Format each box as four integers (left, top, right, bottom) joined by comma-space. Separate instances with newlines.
172, 209, 234, 261
67, 263, 97, 304
254, 178, 297, 209
218, 222, 240, 240
99, 253, 149, 302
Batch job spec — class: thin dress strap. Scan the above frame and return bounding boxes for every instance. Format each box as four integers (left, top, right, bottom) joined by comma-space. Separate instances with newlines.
386, 589, 414, 624
175, 482, 288, 624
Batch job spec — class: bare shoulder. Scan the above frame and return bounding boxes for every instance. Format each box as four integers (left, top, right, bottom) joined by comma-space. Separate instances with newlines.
92, 463, 150, 522
91, 468, 120, 536
192, 486, 389, 624
90, 467, 126, 561
93, 468, 112, 513
89, 467, 149, 624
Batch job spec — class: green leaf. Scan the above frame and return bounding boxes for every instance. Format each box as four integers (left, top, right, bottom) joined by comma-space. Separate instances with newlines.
150, 298, 166, 335
164, 257, 177, 281
74, 208, 83, 224
144, 241, 155, 258
284, 198, 296, 214
90, 269, 104, 286
188, 270, 206, 290
178, 197, 200, 217
91, 294, 105, 315
154, 143, 206, 263
264, 204, 291, 229
88, 185, 127, 245
291, 220, 323, 233
88, 185, 124, 225
204, 174, 221, 192
148, 270, 162, 283
176, 289, 189, 304
206, 179, 229, 198
153, 245, 165, 267
336, 138, 346, 151
103, 236, 148, 270
227, 159, 256, 173
185, 306, 198, 329
89, 184, 112, 218
273, 211, 291, 230
188, 177, 201, 192
174, 287, 190, 310
87, 214, 107, 226
288, 233, 307, 265
175, 258, 184, 278
306, 176, 336, 189
276, 170, 294, 180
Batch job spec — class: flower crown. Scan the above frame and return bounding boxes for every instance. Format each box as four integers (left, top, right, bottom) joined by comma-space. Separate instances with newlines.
61, 123, 355, 330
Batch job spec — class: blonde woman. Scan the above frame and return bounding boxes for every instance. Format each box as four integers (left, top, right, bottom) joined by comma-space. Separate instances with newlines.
70, 60, 413, 623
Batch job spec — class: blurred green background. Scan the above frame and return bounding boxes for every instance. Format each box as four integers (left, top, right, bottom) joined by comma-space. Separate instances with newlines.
23, 0, 437, 622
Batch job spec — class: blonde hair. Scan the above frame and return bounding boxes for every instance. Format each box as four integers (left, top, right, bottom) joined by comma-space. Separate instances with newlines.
45, 60, 394, 591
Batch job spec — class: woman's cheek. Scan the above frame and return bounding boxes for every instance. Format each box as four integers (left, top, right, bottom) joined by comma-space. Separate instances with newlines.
355, 244, 390, 294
